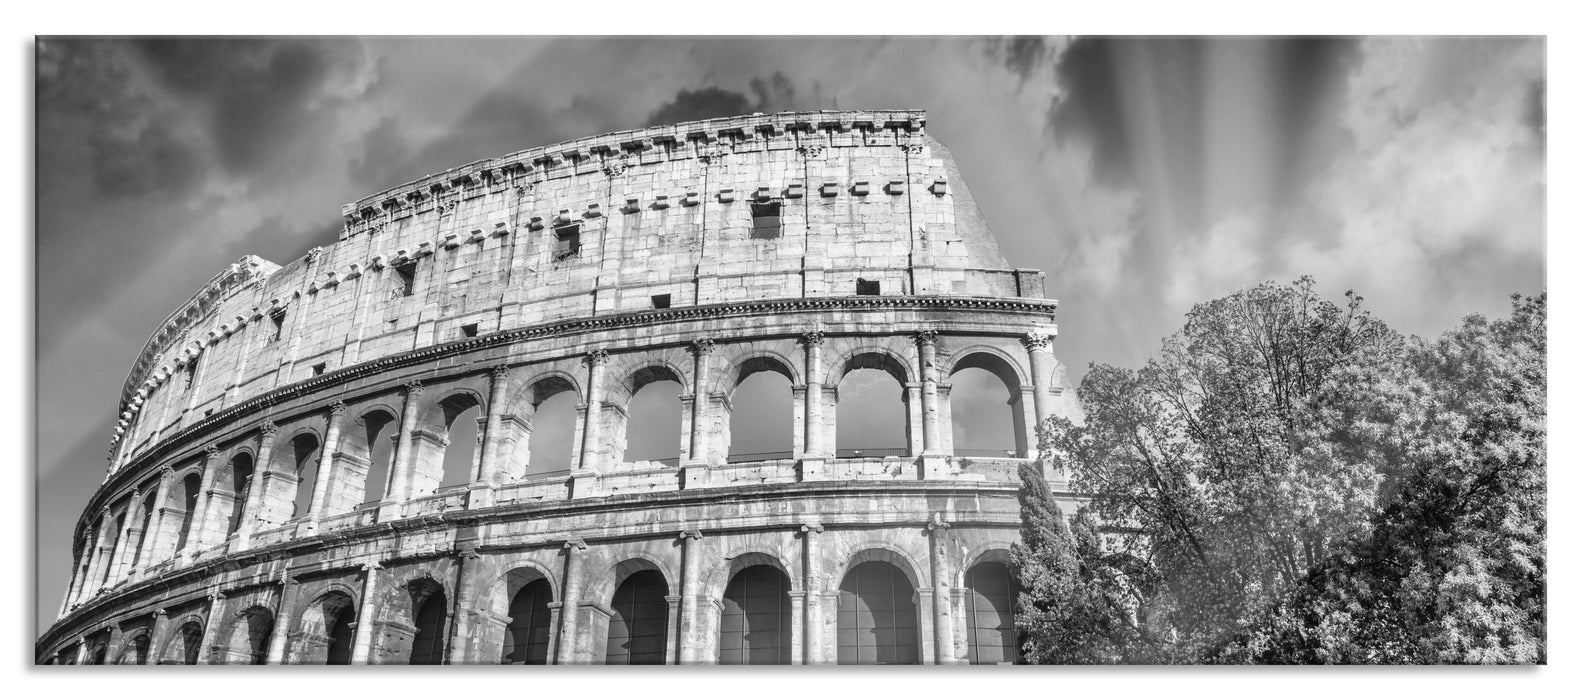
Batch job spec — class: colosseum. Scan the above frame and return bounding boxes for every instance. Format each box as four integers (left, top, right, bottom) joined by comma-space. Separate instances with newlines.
36, 109, 1081, 666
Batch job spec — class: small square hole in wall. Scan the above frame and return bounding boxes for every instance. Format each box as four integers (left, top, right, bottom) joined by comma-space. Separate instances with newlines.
204, 409, 214, 417
312, 362, 327, 376
461, 323, 479, 338
269, 309, 286, 342
553, 224, 581, 260
856, 278, 881, 296
651, 294, 671, 309
395, 261, 418, 297
750, 200, 782, 239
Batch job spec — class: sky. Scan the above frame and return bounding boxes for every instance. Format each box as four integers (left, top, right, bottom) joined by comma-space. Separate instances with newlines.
33, 36, 1546, 631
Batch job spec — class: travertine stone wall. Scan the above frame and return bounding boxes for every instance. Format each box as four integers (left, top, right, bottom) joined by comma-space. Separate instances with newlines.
40, 111, 1082, 666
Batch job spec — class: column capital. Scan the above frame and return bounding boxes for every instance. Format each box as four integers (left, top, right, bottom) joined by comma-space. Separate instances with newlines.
328, 400, 347, 416
361, 561, 384, 573
1022, 330, 1055, 353
925, 512, 951, 533
259, 421, 279, 438
159, 465, 176, 479
582, 349, 609, 367
690, 338, 716, 356
456, 545, 482, 560
799, 330, 826, 347
128, 487, 141, 500
799, 522, 824, 535
913, 329, 940, 346
678, 529, 704, 542
563, 537, 588, 551
490, 364, 512, 381
154, 607, 168, 618
204, 444, 222, 458
403, 379, 425, 396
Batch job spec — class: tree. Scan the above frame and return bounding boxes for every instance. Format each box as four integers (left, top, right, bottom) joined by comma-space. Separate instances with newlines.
1221, 293, 1546, 664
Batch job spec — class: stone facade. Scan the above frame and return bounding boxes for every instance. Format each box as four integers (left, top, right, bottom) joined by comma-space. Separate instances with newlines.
37, 110, 1081, 665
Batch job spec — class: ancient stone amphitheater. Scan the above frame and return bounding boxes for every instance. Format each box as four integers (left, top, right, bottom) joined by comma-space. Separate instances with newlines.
37, 110, 1080, 665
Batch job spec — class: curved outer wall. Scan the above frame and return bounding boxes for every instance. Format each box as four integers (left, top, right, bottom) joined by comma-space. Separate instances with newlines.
39, 110, 1082, 665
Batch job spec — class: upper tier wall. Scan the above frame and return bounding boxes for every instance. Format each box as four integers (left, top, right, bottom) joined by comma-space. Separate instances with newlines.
109, 110, 1044, 467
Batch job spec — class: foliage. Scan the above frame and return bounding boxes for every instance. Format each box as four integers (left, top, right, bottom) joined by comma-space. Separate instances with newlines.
1013, 278, 1546, 665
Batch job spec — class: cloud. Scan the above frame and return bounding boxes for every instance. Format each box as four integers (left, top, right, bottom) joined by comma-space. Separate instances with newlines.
642, 72, 799, 127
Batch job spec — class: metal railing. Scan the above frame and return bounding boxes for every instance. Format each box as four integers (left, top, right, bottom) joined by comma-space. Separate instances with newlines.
834, 447, 909, 459
726, 450, 797, 463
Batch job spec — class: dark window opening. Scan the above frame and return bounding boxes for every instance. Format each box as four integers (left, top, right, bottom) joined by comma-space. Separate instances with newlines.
856, 278, 880, 296
837, 561, 920, 665
312, 363, 327, 376
182, 363, 196, 391
461, 323, 478, 338
719, 565, 792, 665
502, 579, 553, 665
395, 261, 418, 297
409, 592, 449, 665
651, 294, 671, 309
750, 201, 782, 239
605, 570, 668, 665
964, 562, 1020, 664
553, 224, 581, 261
268, 309, 286, 343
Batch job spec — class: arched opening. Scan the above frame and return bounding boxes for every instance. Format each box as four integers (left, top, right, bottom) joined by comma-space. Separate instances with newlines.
623, 367, 684, 466
287, 433, 323, 520
526, 387, 578, 479
948, 353, 1027, 457
719, 565, 792, 664
169, 620, 203, 665
502, 579, 553, 664
325, 605, 357, 665
224, 607, 273, 665
837, 560, 920, 665
225, 454, 255, 537
605, 570, 668, 665
440, 403, 482, 489
348, 409, 397, 506
963, 561, 1020, 664
409, 588, 449, 665
98, 509, 125, 587
835, 353, 910, 459
87, 639, 107, 665
119, 633, 150, 665
173, 473, 201, 553
727, 358, 795, 463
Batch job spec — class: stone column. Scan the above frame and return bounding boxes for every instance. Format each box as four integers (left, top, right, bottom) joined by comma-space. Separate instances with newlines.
149, 608, 170, 665
306, 402, 347, 530
185, 445, 222, 558
1022, 331, 1056, 425
379, 381, 424, 521
554, 538, 588, 665
682, 340, 714, 486
196, 593, 225, 665
265, 573, 299, 664
349, 562, 383, 664
447, 546, 482, 664
572, 352, 607, 496
926, 513, 958, 664
800, 522, 825, 664
915, 331, 942, 453
471, 365, 512, 508
132, 467, 176, 576
798, 331, 827, 480
676, 530, 705, 663
235, 422, 279, 545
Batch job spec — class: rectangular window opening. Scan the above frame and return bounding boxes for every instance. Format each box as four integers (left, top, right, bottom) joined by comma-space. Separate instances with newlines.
856, 278, 881, 296
750, 201, 782, 239
269, 309, 286, 343
461, 323, 479, 338
553, 224, 581, 261
395, 261, 418, 297
651, 294, 671, 309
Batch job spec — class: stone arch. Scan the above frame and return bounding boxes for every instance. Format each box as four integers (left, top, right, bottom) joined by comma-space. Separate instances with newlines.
218, 604, 275, 664
404, 574, 450, 665
113, 619, 154, 664
714, 349, 801, 395
960, 555, 1019, 665
339, 405, 400, 508
274, 429, 324, 523
834, 547, 925, 665
832, 347, 913, 386
411, 387, 488, 498
944, 348, 1031, 458
508, 371, 583, 481
601, 563, 672, 666
156, 613, 206, 664
700, 546, 795, 604
719, 354, 799, 463
611, 363, 687, 466
486, 562, 560, 665
482, 560, 562, 611
586, 554, 677, 605
293, 584, 359, 665
834, 545, 926, 592
832, 349, 915, 458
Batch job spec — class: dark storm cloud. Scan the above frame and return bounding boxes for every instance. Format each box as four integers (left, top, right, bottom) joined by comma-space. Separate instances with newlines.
130, 38, 366, 174
985, 36, 1052, 83
1525, 79, 1546, 145
349, 116, 410, 190
37, 40, 206, 199
642, 72, 799, 127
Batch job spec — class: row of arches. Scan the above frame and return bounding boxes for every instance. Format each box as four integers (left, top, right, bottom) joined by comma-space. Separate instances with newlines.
74, 341, 1048, 612
54, 556, 1019, 666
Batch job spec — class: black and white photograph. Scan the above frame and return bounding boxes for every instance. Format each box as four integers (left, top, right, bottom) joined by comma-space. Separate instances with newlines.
15, 7, 1565, 692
